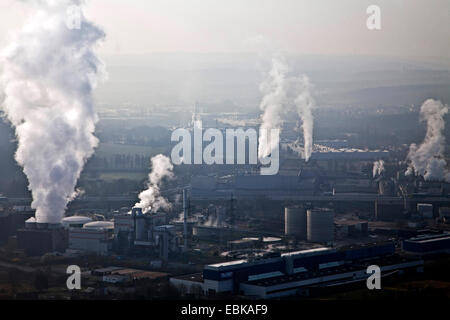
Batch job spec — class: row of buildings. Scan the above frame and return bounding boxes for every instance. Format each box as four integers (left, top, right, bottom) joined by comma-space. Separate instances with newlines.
171, 234, 450, 299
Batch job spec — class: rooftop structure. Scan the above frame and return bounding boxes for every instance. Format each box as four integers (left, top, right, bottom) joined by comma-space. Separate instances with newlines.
402, 233, 450, 254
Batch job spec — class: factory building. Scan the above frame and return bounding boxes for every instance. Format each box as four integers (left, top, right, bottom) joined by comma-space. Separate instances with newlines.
417, 203, 433, 219
192, 225, 241, 242
154, 225, 177, 260
375, 199, 404, 221
112, 207, 178, 259
68, 221, 114, 255
17, 219, 68, 256
190, 175, 317, 200
171, 242, 422, 298
335, 221, 369, 238
113, 208, 167, 250
239, 257, 423, 298
310, 150, 390, 173
402, 233, 450, 254
307, 209, 334, 243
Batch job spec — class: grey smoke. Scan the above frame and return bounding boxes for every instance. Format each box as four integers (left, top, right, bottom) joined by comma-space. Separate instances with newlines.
405, 99, 450, 182
134, 154, 174, 214
258, 56, 315, 161
373, 160, 385, 177
1, 0, 105, 223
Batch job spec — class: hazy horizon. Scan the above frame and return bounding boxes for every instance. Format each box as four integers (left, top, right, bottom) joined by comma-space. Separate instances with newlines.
1, 0, 450, 60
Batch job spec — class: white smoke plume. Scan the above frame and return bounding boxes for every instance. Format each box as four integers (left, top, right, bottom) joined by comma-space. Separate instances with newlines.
202, 208, 226, 228
1, 1, 105, 223
258, 56, 315, 161
373, 160, 385, 177
292, 75, 315, 161
258, 57, 288, 159
134, 154, 174, 214
405, 99, 450, 182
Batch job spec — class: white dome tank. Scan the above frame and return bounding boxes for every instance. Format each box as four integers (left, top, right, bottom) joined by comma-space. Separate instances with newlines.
83, 221, 114, 230
62, 216, 93, 228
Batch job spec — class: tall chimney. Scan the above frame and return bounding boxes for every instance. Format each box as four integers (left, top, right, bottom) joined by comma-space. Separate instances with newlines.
183, 189, 188, 249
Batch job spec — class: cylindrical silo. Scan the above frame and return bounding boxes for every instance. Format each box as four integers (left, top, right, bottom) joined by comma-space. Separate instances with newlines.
284, 206, 307, 239
132, 207, 146, 241
135, 216, 146, 241
307, 209, 334, 242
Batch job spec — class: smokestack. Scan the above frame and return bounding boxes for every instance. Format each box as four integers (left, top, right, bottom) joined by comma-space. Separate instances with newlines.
183, 188, 188, 249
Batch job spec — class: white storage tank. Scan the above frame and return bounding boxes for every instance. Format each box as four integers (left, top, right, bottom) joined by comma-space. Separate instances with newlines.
83, 221, 114, 230
307, 209, 334, 242
62, 216, 93, 228
284, 206, 307, 239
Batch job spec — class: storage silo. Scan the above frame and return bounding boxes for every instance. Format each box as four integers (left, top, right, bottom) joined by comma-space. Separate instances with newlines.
307, 209, 334, 242
284, 206, 307, 239
132, 207, 147, 241
62, 216, 92, 228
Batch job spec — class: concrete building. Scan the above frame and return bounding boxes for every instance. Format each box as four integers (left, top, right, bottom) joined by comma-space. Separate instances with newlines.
170, 242, 408, 297
402, 233, 450, 254
375, 200, 404, 221
113, 209, 167, 250
154, 225, 177, 260
170, 273, 204, 295
17, 221, 68, 256
239, 257, 423, 299
68, 221, 114, 255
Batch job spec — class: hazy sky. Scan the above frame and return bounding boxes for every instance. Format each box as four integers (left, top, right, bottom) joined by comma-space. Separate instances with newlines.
1, 0, 449, 60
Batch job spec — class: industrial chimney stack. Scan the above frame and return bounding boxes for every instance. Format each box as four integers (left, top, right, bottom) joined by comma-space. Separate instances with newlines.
183, 189, 188, 250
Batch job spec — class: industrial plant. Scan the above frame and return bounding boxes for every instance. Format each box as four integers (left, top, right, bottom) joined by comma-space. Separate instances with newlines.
0, 0, 449, 304
1, 143, 450, 299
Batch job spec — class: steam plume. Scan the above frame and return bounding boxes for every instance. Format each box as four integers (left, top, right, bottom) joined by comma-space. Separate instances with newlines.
134, 154, 174, 214
292, 75, 315, 161
373, 160, 385, 177
405, 99, 450, 182
258, 57, 288, 159
1, 1, 105, 223
258, 57, 315, 161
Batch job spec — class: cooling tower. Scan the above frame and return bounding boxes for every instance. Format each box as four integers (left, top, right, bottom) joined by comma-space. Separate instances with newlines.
307, 209, 334, 242
284, 206, 307, 239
